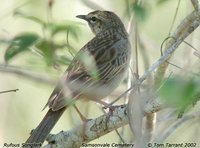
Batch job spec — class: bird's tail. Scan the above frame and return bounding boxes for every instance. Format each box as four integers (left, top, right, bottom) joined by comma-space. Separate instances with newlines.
25, 107, 66, 145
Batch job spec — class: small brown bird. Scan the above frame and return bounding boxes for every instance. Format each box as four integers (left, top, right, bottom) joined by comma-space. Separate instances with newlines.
25, 10, 131, 144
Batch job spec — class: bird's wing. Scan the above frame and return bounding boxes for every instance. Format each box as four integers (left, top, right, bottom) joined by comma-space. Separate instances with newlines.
46, 31, 129, 111
67, 31, 129, 83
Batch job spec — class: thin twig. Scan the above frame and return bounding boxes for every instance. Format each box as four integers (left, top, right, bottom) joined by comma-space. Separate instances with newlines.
152, 112, 200, 143
0, 64, 55, 84
168, 0, 181, 36
80, 0, 104, 10
0, 0, 34, 20
0, 89, 19, 94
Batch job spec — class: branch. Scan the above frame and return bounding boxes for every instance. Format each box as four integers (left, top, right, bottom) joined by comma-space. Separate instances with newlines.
41, 97, 199, 148
191, 0, 200, 11
42, 105, 128, 148
0, 64, 55, 84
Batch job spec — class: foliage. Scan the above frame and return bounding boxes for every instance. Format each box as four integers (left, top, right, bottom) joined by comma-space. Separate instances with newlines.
156, 0, 170, 5
2, 10, 81, 66
4, 33, 39, 62
131, 3, 148, 21
158, 76, 200, 116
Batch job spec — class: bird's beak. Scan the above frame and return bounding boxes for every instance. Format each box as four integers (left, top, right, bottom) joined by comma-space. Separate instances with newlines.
76, 15, 88, 21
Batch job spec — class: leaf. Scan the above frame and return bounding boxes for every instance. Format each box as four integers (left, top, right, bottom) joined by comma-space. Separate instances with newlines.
49, 23, 68, 35
14, 10, 81, 40
157, 0, 169, 5
14, 10, 46, 27
158, 77, 199, 110
4, 33, 39, 62
49, 22, 81, 40
55, 55, 72, 65
36, 40, 53, 65
66, 25, 80, 40
131, 3, 148, 21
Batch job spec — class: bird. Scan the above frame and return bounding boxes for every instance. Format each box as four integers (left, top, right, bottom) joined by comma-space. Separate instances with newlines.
25, 10, 131, 145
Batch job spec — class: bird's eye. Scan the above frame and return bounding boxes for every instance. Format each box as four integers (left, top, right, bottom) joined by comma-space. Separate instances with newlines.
90, 16, 97, 22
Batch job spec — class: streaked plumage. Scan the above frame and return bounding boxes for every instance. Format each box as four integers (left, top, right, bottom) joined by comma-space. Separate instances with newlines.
26, 10, 131, 144
47, 11, 131, 111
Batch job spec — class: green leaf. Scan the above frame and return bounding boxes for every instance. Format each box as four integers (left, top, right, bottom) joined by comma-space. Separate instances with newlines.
36, 40, 54, 65
14, 10, 46, 27
49, 23, 68, 35
4, 33, 39, 62
66, 25, 80, 40
55, 55, 72, 65
48, 22, 81, 39
157, 0, 169, 5
159, 77, 199, 110
131, 3, 147, 21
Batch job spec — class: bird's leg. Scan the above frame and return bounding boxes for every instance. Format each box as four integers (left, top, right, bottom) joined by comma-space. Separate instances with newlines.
73, 104, 92, 138
73, 104, 88, 122
91, 99, 116, 113
93, 99, 109, 106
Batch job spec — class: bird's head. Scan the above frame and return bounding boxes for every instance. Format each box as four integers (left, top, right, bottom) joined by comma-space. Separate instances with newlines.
76, 10, 125, 35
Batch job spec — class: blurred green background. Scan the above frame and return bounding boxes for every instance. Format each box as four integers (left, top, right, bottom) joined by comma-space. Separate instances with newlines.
0, 0, 200, 147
